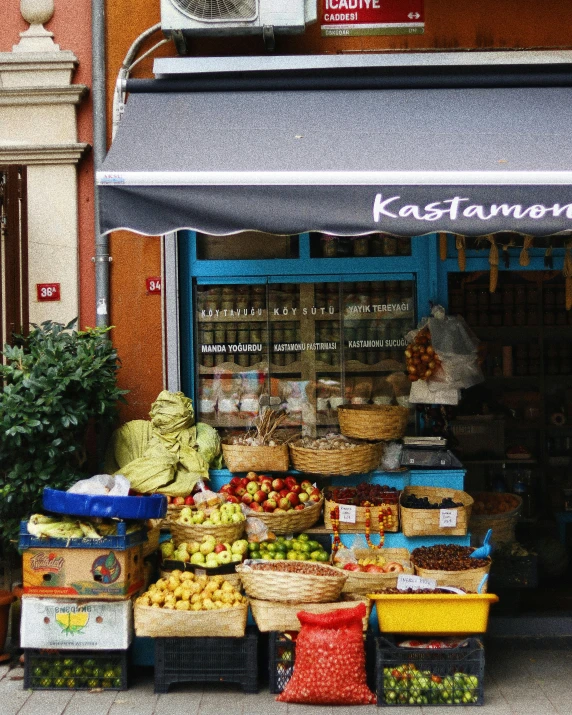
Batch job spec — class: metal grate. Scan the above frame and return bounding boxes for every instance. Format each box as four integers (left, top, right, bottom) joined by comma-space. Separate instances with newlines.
0, 166, 28, 351
170, 0, 257, 21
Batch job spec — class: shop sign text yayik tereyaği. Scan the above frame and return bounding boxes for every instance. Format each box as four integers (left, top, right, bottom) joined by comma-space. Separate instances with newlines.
321, 0, 424, 37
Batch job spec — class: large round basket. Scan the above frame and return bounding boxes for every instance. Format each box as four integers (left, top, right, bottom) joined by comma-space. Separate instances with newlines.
289, 441, 383, 476
399, 486, 473, 537
249, 597, 370, 632
170, 520, 245, 546
222, 443, 289, 473
248, 499, 323, 535
338, 404, 410, 441
469, 493, 522, 546
336, 548, 413, 593
134, 602, 248, 638
324, 498, 399, 533
236, 561, 347, 603
414, 561, 491, 593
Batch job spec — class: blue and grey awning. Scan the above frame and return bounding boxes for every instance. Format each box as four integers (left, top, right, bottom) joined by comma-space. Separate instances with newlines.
97, 56, 572, 237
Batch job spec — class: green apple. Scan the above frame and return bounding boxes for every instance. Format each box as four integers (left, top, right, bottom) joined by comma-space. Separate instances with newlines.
200, 540, 215, 556
217, 551, 232, 565
190, 552, 205, 565
160, 541, 175, 558
231, 513, 244, 523
231, 553, 243, 563
211, 512, 222, 524
221, 514, 232, 524
193, 511, 206, 524
203, 519, 214, 526
206, 556, 219, 569
231, 540, 248, 555
188, 541, 201, 555
174, 550, 190, 563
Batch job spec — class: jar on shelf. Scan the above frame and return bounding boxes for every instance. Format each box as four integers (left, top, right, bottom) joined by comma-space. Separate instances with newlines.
556, 310, 567, 326
466, 310, 478, 326
514, 307, 526, 326
238, 323, 250, 343
466, 288, 478, 306
237, 354, 249, 367
514, 285, 526, 304
202, 354, 214, 368
490, 311, 503, 326
214, 326, 226, 344
202, 326, 214, 345
515, 360, 528, 376
544, 309, 556, 326
503, 308, 514, 326
526, 285, 539, 305
478, 311, 489, 327
370, 235, 384, 256
382, 234, 398, 256
321, 235, 338, 257
544, 287, 556, 306
397, 237, 411, 255
353, 236, 369, 256
477, 288, 489, 309
502, 285, 514, 305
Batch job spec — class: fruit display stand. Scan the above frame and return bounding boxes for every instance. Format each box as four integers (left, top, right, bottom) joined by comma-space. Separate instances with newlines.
24, 649, 128, 691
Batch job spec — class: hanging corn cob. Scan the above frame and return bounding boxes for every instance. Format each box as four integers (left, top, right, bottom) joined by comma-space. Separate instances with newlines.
488, 235, 499, 293
439, 233, 448, 261
564, 242, 572, 311
455, 236, 466, 271
519, 236, 533, 267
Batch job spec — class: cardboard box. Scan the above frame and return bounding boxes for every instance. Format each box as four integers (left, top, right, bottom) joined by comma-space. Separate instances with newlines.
21, 597, 133, 650
22, 545, 144, 599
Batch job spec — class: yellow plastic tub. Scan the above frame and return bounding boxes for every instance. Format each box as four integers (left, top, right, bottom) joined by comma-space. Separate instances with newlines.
368, 593, 499, 635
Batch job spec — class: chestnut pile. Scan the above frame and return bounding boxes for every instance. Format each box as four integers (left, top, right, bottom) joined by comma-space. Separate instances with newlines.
404, 327, 442, 382
411, 545, 490, 571
401, 494, 463, 510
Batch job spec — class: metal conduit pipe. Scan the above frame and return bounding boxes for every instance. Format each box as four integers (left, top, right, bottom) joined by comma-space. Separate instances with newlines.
92, 0, 110, 327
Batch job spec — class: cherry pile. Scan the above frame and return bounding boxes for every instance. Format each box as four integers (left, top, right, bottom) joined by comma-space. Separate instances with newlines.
327, 483, 399, 506
401, 494, 463, 510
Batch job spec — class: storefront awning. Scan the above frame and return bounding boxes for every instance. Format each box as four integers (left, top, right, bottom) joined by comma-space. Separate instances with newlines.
97, 82, 572, 237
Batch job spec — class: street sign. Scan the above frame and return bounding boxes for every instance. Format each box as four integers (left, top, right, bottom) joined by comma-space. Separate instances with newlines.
321, 0, 424, 37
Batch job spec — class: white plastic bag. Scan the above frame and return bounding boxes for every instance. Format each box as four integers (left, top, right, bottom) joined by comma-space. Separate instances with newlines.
67, 474, 131, 496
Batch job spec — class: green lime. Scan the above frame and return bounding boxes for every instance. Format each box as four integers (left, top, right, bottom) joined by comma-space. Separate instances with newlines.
73, 667, 84, 677
113, 678, 123, 688
101, 680, 113, 689
298, 534, 310, 542
114, 666, 123, 678
53, 660, 64, 669
287, 551, 298, 560
307, 540, 320, 551
87, 678, 99, 689
54, 677, 66, 689
276, 536, 286, 544
92, 668, 103, 678
261, 553, 273, 560
250, 551, 261, 560
310, 550, 323, 560
62, 668, 73, 678
65, 679, 76, 688
266, 543, 277, 553
248, 542, 259, 552
104, 669, 115, 679
290, 540, 301, 551
297, 552, 309, 561
39, 677, 52, 688
298, 542, 311, 553
63, 658, 75, 668
316, 552, 329, 562
259, 542, 268, 551
84, 659, 96, 669
32, 666, 43, 677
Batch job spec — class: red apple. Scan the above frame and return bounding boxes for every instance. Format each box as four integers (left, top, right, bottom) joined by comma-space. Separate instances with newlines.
289, 484, 302, 495
241, 493, 253, 505
343, 563, 363, 571
250, 502, 263, 512
263, 502, 276, 513
253, 490, 266, 504
226, 495, 240, 504
173, 496, 185, 506
219, 484, 234, 494
166, 495, 173, 504
294, 504, 305, 511
298, 492, 309, 503
286, 492, 300, 507
230, 476, 242, 487
184, 495, 195, 505
284, 476, 297, 489
214, 543, 227, 554
273, 507, 287, 513
260, 482, 271, 494
264, 498, 277, 509
272, 478, 285, 491
240, 477, 250, 487
364, 564, 384, 573
310, 488, 321, 498
279, 489, 289, 498
235, 486, 247, 498
383, 562, 405, 574
268, 491, 280, 502
300, 480, 313, 492
260, 475, 273, 484
308, 493, 321, 503
279, 497, 291, 510
246, 481, 259, 495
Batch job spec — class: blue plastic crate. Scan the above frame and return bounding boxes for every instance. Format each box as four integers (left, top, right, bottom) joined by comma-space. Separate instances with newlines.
43, 489, 167, 520
19, 520, 147, 550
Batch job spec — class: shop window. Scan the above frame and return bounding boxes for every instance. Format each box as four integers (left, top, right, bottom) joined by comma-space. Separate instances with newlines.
195, 232, 298, 260
309, 233, 411, 259
194, 278, 416, 438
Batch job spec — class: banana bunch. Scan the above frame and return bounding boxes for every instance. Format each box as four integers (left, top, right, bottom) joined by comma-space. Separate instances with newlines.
27, 514, 139, 540
358, 556, 386, 567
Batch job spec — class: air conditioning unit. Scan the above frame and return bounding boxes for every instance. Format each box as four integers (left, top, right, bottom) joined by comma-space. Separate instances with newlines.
161, 0, 317, 50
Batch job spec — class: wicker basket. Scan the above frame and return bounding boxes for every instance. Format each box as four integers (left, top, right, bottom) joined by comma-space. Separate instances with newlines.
336, 549, 413, 593
289, 441, 383, 476
222, 442, 289, 473
247, 499, 323, 535
170, 520, 245, 546
143, 520, 162, 558
469, 493, 522, 545
236, 561, 347, 603
324, 499, 399, 533
399, 486, 474, 537
134, 602, 248, 637
249, 597, 371, 632
414, 561, 491, 594
338, 404, 410, 441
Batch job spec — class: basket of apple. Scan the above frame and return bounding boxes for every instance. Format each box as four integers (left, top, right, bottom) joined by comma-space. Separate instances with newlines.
160, 536, 248, 585
171, 502, 246, 544
219, 473, 323, 535
333, 548, 413, 593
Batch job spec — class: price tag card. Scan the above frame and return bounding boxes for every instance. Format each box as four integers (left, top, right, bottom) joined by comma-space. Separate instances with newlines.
440, 509, 458, 528
194, 568, 206, 577
397, 574, 437, 591
338, 505, 357, 524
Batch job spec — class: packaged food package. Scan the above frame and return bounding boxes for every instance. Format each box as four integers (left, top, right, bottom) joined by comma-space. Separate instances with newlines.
198, 379, 217, 414
240, 372, 263, 418
380, 442, 403, 471
280, 380, 310, 415
277, 603, 375, 705
215, 373, 242, 413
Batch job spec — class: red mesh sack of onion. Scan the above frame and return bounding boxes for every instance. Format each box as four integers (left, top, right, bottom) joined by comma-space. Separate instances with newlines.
277, 602, 375, 705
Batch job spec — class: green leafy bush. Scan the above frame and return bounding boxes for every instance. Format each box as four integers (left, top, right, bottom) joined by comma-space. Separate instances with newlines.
0, 320, 127, 554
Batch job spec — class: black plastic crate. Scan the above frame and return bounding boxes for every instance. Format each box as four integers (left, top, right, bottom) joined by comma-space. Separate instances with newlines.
376, 636, 484, 706
269, 629, 376, 694
24, 649, 128, 691
154, 628, 258, 694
